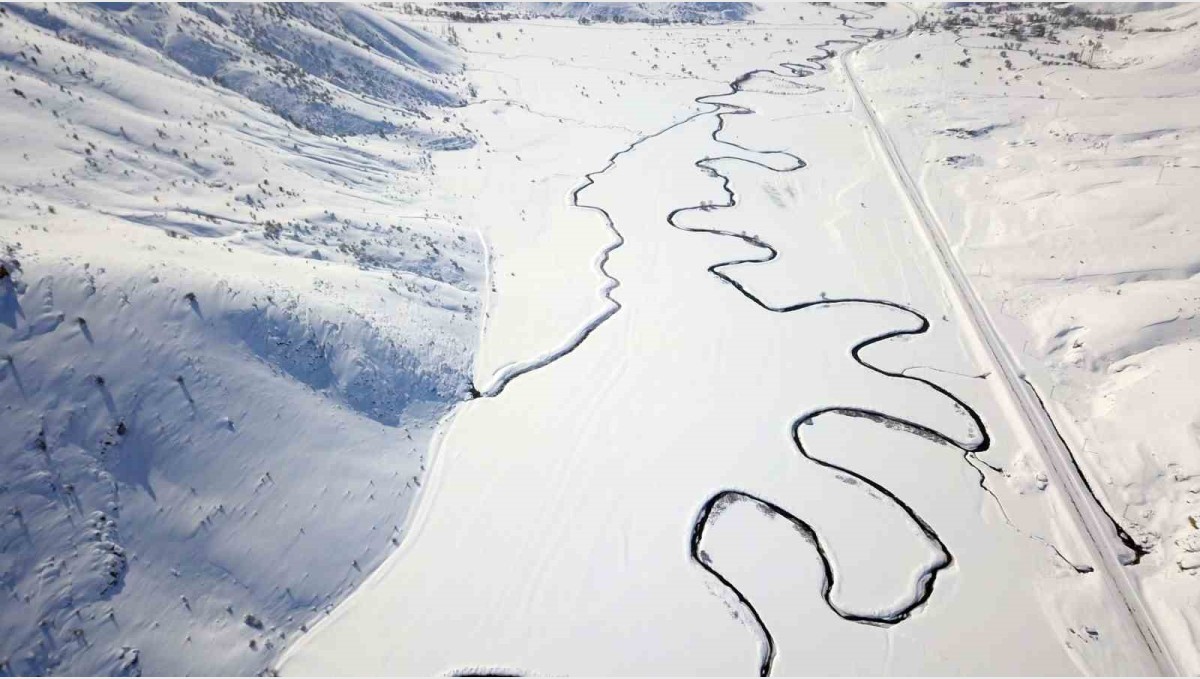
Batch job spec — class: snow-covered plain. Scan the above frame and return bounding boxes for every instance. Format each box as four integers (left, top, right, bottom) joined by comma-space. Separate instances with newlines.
280, 3, 1191, 676
852, 3, 1200, 672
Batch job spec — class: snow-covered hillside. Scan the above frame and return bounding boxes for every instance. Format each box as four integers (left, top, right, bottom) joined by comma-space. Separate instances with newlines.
852, 3, 1200, 672
403, 2, 757, 25
0, 3, 480, 675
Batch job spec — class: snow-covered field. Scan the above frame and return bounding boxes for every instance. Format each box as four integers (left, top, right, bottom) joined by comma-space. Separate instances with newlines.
852, 3, 1200, 671
3, 2, 1199, 676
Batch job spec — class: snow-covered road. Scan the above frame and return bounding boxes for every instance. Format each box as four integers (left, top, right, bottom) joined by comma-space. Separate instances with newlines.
279, 7, 1161, 675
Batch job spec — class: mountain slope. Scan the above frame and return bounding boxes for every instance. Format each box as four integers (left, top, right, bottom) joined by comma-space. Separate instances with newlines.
0, 3, 480, 675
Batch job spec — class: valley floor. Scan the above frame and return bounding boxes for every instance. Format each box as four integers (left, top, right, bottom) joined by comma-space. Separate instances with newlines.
281, 4, 1199, 675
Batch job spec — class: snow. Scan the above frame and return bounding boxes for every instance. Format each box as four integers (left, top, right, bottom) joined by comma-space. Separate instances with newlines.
408, 3, 758, 25
5, 1, 1200, 676
852, 3, 1200, 671
0, 3, 480, 675
281, 4, 1178, 676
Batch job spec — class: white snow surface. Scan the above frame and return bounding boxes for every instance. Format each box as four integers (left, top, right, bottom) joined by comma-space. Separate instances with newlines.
852, 3, 1200, 672
0, 3, 481, 675
6, 1, 1200, 676
406, 3, 757, 25
281, 3, 1192, 676
486, 3, 757, 24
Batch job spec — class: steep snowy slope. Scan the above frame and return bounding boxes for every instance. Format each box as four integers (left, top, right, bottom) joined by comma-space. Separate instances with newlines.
852, 3, 1200, 672
4, 2, 468, 138
0, 3, 480, 675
